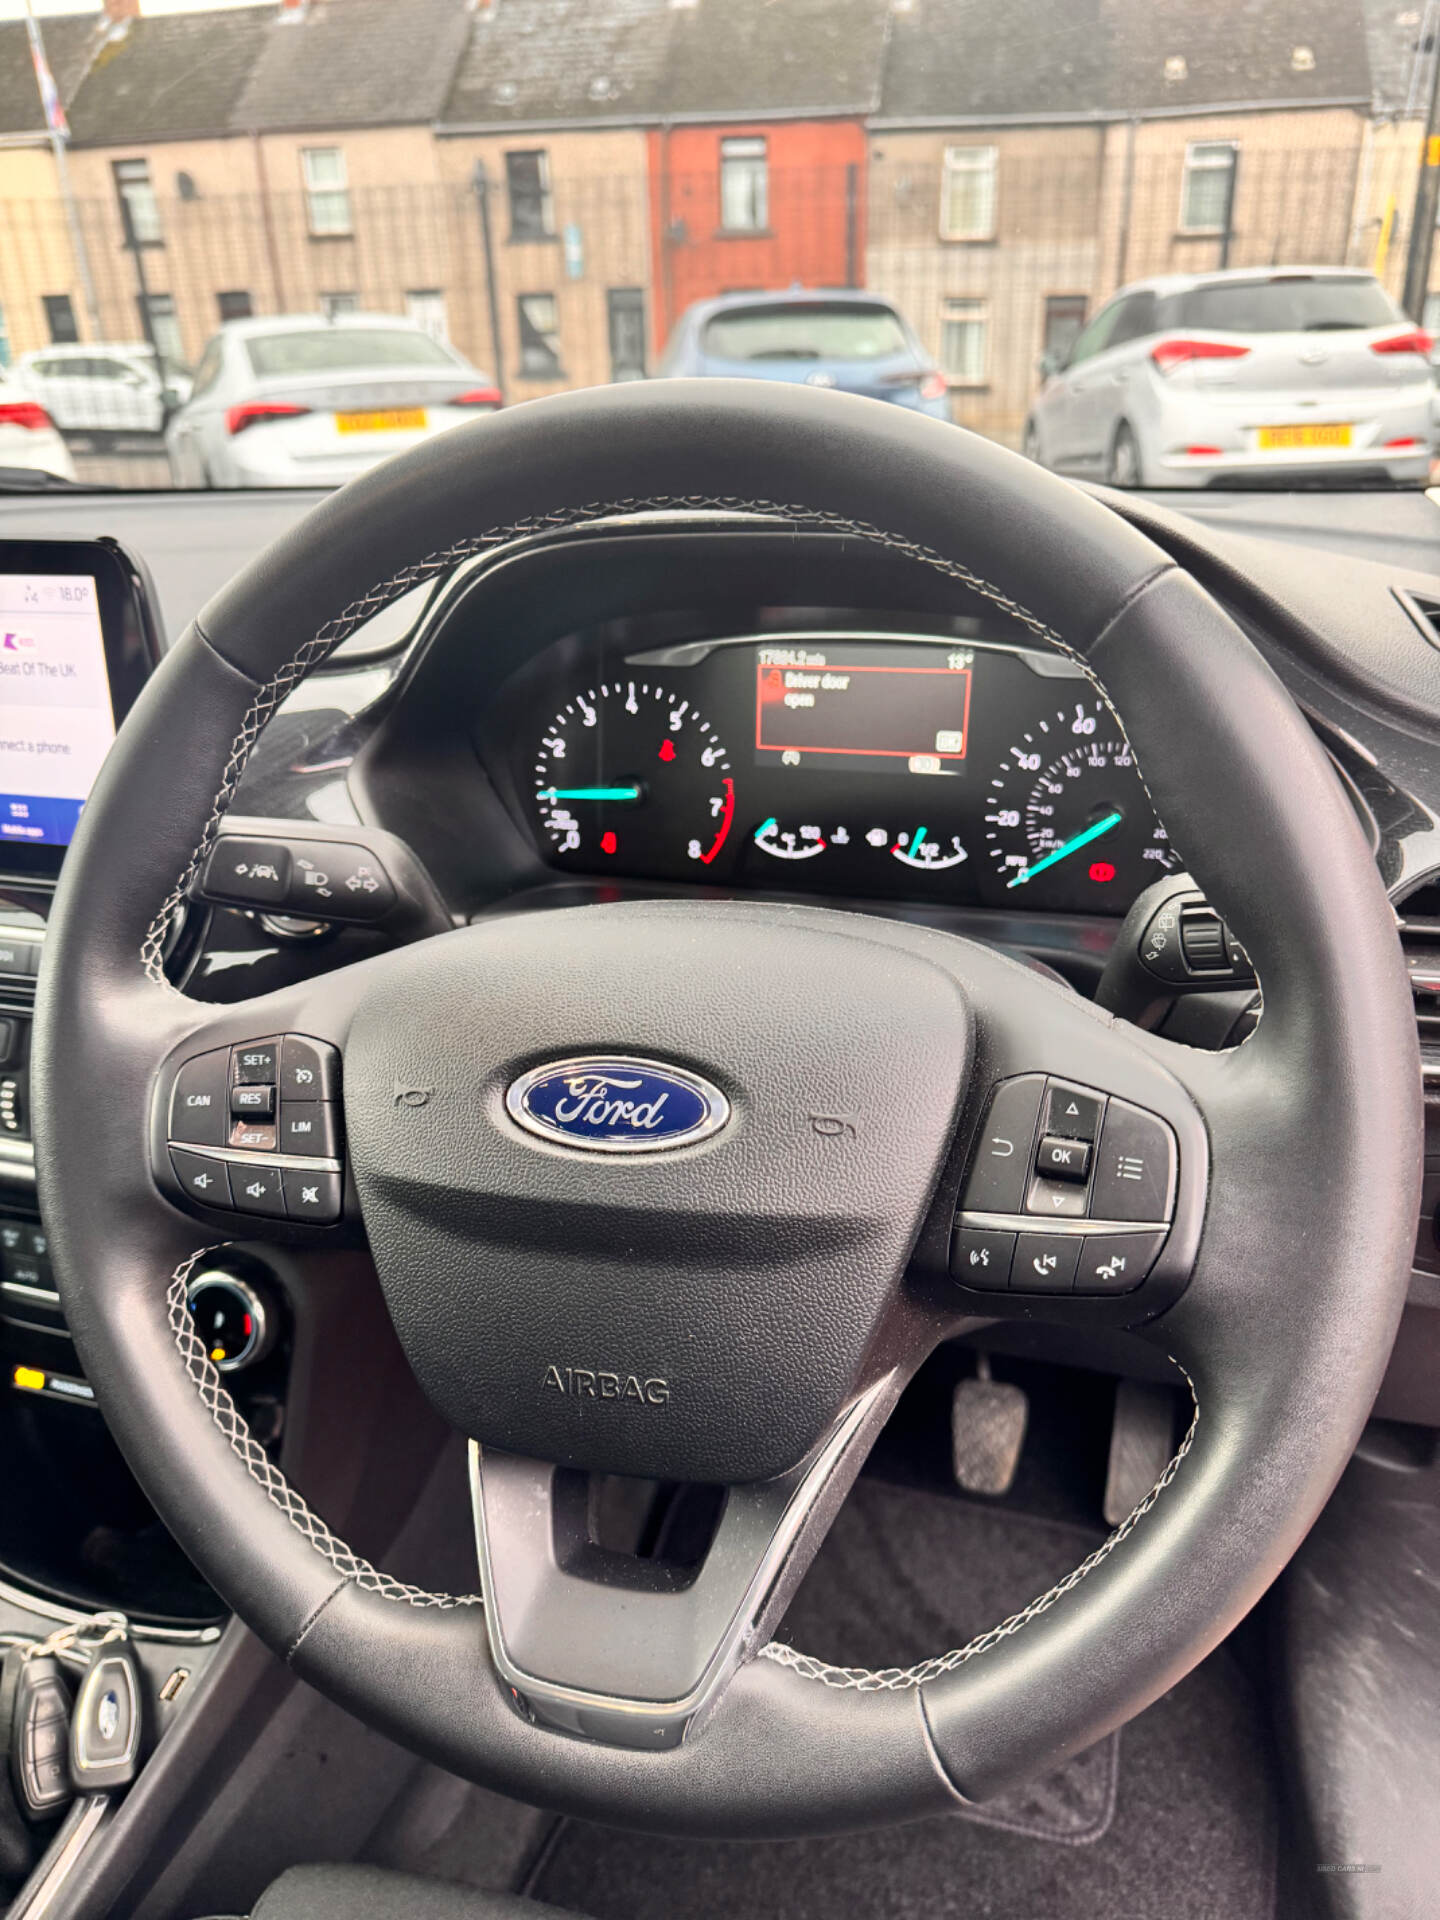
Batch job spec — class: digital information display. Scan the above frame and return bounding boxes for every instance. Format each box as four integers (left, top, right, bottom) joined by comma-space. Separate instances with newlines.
0, 573, 116, 847
755, 642, 973, 774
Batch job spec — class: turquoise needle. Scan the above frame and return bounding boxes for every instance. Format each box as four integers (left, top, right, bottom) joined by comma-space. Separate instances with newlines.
1007, 810, 1123, 889
538, 785, 642, 802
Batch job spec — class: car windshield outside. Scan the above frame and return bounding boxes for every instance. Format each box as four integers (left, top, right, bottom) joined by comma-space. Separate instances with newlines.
243, 328, 460, 378
0, 0, 1436, 493
701, 305, 911, 362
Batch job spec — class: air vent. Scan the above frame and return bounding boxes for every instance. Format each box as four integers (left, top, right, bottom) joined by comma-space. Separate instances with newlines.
1396, 880, 1440, 1083
1392, 586, 1440, 653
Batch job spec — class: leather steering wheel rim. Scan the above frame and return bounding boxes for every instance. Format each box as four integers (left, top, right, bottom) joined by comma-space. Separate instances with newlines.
33, 382, 1420, 1835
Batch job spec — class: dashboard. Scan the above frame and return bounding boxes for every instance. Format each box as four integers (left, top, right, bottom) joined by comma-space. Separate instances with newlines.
498, 628, 1177, 914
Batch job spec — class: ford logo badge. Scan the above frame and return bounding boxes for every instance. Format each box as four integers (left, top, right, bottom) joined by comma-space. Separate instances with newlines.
504, 1055, 730, 1154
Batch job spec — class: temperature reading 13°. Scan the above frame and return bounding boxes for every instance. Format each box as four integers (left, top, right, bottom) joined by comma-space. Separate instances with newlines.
531, 680, 735, 881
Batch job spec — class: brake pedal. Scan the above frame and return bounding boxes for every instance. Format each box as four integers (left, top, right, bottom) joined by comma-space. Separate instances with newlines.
1103, 1379, 1177, 1526
951, 1355, 1028, 1497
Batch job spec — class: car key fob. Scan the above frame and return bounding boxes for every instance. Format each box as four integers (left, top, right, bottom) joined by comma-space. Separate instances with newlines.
7, 1653, 73, 1819
70, 1641, 142, 1793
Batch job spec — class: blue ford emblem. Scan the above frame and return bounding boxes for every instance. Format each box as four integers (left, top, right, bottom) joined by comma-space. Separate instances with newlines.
504, 1055, 730, 1154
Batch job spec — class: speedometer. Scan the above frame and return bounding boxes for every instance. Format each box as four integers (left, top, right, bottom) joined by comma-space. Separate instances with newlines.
983, 697, 1179, 910
532, 678, 735, 879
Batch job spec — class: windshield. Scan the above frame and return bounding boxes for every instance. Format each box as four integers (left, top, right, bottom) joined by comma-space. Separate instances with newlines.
244, 330, 459, 378
1169, 277, 1405, 334
0, 0, 1434, 493
702, 307, 910, 363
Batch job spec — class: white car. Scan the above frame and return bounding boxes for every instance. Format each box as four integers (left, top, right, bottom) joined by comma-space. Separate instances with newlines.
13, 343, 187, 441
1023, 267, 1434, 489
0, 366, 76, 481
165, 314, 501, 489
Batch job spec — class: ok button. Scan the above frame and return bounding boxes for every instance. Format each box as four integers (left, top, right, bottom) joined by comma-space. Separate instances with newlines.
1035, 1134, 1090, 1181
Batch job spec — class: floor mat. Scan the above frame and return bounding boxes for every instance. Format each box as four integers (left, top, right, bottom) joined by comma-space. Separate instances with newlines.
530, 1479, 1278, 1919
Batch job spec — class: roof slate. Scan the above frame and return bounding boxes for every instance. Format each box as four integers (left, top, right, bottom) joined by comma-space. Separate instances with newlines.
233, 0, 473, 132
65, 9, 274, 145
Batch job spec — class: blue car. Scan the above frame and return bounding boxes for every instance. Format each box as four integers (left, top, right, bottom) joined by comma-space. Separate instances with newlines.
655, 290, 952, 419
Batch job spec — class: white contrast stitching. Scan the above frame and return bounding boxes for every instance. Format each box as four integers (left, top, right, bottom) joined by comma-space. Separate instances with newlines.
759, 1364, 1199, 1689
168, 1248, 479, 1608
147, 492, 1192, 1653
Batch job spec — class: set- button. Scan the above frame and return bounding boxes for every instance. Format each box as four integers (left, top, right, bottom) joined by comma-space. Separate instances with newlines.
166, 1034, 344, 1225
951, 1074, 1177, 1296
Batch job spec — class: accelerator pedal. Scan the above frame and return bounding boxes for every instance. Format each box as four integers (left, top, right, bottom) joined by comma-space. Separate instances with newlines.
951, 1354, 1028, 1497
1103, 1379, 1178, 1526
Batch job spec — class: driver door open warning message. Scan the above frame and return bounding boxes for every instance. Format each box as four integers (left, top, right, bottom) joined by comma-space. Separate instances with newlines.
755, 648, 972, 769
0, 573, 115, 846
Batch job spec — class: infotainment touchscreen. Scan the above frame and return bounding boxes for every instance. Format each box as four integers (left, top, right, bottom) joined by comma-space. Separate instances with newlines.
0, 572, 117, 847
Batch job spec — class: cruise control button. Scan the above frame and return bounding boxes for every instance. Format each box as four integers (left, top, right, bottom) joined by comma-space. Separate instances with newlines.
1025, 1172, 1086, 1219
231, 1165, 286, 1218
280, 1035, 339, 1102
203, 838, 291, 906
228, 1121, 277, 1152
286, 843, 395, 921
962, 1076, 1045, 1214
280, 1167, 342, 1224
1074, 1231, 1165, 1295
231, 1084, 275, 1118
1090, 1100, 1176, 1222
1043, 1083, 1102, 1142
169, 1149, 233, 1209
950, 1227, 1015, 1289
170, 1051, 230, 1148
233, 1041, 281, 1085
1035, 1134, 1090, 1180
278, 1102, 339, 1157
1011, 1232, 1080, 1294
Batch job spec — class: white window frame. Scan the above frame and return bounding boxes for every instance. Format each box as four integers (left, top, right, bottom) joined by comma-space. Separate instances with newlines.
319, 291, 359, 320
114, 158, 163, 246
140, 292, 183, 374
719, 137, 769, 233
302, 147, 352, 237
516, 291, 562, 378
940, 296, 989, 385
1179, 141, 1238, 234
940, 146, 998, 241
405, 289, 449, 342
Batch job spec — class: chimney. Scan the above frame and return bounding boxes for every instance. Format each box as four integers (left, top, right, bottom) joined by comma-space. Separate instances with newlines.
103, 0, 140, 21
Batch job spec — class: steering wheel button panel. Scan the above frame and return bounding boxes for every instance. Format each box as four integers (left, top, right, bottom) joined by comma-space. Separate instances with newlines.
158, 1033, 345, 1229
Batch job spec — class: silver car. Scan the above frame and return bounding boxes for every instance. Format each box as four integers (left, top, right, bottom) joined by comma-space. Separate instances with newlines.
165, 313, 500, 489
1023, 268, 1433, 489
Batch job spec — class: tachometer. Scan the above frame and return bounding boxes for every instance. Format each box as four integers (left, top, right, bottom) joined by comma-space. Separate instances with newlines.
532, 679, 734, 878
983, 697, 1179, 909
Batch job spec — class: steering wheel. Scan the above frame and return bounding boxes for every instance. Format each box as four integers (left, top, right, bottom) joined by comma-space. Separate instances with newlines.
33, 383, 1420, 1836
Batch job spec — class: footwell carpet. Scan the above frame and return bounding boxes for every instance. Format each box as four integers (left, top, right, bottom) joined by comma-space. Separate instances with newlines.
530, 1480, 1278, 1919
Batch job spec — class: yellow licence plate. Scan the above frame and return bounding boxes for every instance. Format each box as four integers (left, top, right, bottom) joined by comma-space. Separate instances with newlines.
1257, 422, 1351, 450
334, 407, 427, 435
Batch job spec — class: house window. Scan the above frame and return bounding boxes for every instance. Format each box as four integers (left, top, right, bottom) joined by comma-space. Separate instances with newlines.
940, 146, 998, 241
719, 137, 768, 232
940, 297, 988, 383
1043, 294, 1088, 365
405, 289, 449, 341
505, 151, 555, 241
516, 292, 562, 378
1180, 142, 1238, 233
113, 158, 162, 246
607, 287, 647, 381
302, 147, 352, 236
138, 292, 184, 372
0, 300, 9, 368
320, 291, 359, 319
217, 289, 253, 323
43, 294, 78, 344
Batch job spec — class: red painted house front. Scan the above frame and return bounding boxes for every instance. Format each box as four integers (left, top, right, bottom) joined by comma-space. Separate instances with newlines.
648, 120, 869, 351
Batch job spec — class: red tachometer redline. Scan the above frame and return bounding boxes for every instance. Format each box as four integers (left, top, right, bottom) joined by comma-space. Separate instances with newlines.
699, 777, 735, 865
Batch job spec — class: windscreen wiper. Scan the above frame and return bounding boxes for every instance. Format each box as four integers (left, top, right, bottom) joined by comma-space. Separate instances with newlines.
0, 466, 116, 493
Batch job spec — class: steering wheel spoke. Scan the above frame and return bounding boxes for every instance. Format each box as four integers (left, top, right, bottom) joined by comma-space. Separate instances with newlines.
468, 1370, 900, 1750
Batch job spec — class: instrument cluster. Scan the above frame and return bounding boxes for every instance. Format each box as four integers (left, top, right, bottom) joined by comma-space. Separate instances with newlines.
506, 631, 1181, 915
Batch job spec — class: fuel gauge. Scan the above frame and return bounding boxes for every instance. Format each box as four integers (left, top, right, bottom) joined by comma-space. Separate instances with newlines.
890, 827, 969, 871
